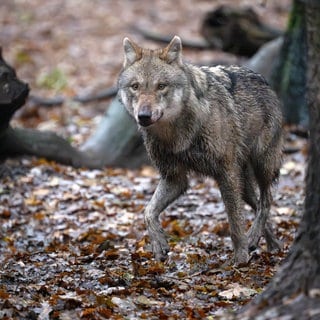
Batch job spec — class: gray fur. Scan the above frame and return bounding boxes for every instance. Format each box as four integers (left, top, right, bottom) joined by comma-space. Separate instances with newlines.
117, 36, 283, 266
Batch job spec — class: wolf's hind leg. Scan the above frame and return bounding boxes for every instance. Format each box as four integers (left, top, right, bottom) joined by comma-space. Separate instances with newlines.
216, 166, 249, 266
264, 221, 282, 252
247, 186, 271, 250
246, 187, 281, 252
247, 149, 282, 252
241, 166, 281, 252
145, 174, 188, 261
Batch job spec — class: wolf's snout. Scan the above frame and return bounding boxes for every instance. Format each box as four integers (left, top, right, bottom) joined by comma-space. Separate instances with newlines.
138, 107, 153, 127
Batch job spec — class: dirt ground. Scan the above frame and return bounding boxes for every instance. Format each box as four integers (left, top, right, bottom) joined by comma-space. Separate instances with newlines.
0, 1, 308, 319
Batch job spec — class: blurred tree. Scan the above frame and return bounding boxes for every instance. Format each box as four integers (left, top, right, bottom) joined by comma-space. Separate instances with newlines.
81, 99, 148, 168
271, 0, 308, 127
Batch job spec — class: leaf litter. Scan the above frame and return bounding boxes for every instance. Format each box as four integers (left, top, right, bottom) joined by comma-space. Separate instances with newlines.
0, 0, 298, 318
0, 135, 306, 319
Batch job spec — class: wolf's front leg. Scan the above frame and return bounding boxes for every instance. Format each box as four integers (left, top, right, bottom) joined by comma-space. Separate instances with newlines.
145, 174, 188, 261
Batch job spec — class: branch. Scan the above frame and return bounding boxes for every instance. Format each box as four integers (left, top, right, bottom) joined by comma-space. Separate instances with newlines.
0, 126, 104, 169
29, 86, 118, 107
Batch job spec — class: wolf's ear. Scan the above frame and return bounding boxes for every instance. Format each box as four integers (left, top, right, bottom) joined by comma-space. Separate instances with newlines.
123, 38, 142, 67
161, 35, 182, 64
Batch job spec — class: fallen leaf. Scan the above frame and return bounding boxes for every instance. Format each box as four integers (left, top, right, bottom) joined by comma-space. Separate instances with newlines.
38, 301, 52, 320
218, 283, 257, 300
135, 295, 164, 307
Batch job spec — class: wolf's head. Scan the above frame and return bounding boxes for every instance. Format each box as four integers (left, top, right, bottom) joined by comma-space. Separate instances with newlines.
118, 36, 188, 128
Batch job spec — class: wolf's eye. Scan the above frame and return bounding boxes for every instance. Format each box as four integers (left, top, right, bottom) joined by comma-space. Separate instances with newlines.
157, 83, 167, 90
131, 83, 139, 91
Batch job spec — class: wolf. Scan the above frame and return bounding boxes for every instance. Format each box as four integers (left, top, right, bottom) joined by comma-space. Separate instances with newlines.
117, 36, 283, 266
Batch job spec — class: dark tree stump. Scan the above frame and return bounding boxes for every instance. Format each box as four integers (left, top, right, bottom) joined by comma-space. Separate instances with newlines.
200, 5, 282, 56
0, 49, 102, 171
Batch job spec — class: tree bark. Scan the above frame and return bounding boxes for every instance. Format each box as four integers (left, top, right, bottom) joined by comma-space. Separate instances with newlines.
237, 1, 320, 318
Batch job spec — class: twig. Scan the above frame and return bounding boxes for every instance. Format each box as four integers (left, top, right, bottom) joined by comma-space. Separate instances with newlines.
73, 86, 118, 103
29, 94, 64, 106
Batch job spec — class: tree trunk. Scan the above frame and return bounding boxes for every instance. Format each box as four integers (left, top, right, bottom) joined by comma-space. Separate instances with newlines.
245, 37, 283, 84
238, 1, 320, 318
271, 0, 308, 127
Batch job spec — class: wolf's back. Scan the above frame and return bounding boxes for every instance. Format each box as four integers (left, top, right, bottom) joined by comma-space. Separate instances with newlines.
189, 64, 282, 138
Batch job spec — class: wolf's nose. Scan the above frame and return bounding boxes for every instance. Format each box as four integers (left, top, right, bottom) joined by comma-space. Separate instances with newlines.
138, 109, 153, 127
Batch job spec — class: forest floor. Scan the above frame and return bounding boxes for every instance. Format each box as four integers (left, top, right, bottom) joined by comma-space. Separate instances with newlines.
0, 1, 306, 319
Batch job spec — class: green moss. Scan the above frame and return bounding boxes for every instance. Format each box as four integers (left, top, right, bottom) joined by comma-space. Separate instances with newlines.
36, 68, 68, 92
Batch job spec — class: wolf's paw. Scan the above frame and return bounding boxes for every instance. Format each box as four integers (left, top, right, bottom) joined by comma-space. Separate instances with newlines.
247, 229, 262, 252
234, 248, 249, 267
264, 224, 282, 253
151, 237, 170, 262
265, 235, 283, 253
